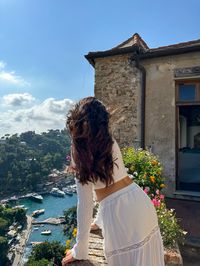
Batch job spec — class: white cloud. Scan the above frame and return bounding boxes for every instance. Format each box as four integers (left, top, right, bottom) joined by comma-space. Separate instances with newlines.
0, 97, 74, 137
3, 93, 35, 106
0, 60, 30, 87
0, 61, 6, 69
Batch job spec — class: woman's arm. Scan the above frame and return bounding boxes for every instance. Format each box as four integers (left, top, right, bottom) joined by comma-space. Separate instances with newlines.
71, 178, 94, 259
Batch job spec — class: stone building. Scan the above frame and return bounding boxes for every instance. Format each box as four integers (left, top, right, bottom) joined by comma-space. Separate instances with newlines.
85, 33, 200, 198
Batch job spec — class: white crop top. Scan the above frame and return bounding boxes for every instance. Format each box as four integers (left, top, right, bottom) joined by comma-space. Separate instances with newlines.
70, 139, 127, 259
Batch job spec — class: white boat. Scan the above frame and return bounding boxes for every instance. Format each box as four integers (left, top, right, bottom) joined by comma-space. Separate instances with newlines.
31, 241, 43, 246
69, 184, 77, 193
62, 187, 73, 196
41, 230, 51, 235
50, 188, 65, 197
13, 205, 25, 209
30, 193, 43, 202
32, 209, 45, 217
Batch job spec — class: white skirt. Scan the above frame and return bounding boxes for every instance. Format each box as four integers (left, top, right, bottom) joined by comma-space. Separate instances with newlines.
95, 182, 165, 266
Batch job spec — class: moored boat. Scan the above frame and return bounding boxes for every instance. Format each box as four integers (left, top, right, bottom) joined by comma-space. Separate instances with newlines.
50, 188, 65, 197
41, 230, 51, 235
30, 193, 43, 202
62, 187, 73, 196
32, 209, 45, 217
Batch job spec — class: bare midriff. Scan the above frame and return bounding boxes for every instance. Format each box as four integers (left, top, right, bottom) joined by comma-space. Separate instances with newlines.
95, 176, 133, 202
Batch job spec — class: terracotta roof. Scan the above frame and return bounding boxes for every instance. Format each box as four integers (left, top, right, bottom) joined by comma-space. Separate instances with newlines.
150, 38, 200, 52
85, 34, 200, 65
113, 33, 149, 51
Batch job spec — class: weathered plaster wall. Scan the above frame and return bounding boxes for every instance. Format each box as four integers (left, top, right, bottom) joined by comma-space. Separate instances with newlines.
94, 51, 200, 196
94, 55, 141, 146
142, 51, 200, 195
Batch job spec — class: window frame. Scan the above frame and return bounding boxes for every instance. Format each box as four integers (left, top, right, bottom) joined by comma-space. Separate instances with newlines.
176, 80, 200, 105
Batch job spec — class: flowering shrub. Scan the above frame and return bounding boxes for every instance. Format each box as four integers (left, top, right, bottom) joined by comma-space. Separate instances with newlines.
63, 206, 77, 252
122, 146, 185, 248
122, 147, 165, 196
65, 228, 77, 252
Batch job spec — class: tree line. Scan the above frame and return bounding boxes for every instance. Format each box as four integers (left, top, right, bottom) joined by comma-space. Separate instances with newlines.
0, 129, 71, 197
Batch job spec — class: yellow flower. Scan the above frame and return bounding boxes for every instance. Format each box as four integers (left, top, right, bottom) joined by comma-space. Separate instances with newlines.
143, 173, 147, 179
72, 228, 77, 237
150, 176, 155, 183
66, 239, 71, 249
160, 184, 165, 188
65, 248, 69, 254
151, 160, 158, 166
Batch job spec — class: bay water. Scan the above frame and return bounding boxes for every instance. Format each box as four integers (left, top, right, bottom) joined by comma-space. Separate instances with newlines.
18, 193, 77, 264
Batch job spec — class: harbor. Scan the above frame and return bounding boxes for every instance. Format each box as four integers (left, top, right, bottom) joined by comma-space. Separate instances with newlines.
4, 186, 77, 265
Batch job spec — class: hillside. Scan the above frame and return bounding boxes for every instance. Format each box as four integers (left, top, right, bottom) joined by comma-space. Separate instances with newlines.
0, 129, 71, 198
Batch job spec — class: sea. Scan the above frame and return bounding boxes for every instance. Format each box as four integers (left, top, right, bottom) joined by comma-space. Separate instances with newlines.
17, 193, 77, 264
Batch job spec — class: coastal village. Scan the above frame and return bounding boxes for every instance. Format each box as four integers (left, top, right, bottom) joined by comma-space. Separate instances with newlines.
0, 0, 200, 263
0, 168, 77, 266
1, 33, 200, 265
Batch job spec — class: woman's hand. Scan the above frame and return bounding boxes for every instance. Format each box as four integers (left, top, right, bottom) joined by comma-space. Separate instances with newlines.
62, 250, 76, 265
91, 223, 99, 231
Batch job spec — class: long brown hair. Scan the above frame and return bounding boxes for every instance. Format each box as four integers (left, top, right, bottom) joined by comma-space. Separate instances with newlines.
66, 97, 114, 186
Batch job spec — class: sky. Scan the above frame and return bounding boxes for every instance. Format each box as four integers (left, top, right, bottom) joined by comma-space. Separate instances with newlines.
0, 0, 199, 137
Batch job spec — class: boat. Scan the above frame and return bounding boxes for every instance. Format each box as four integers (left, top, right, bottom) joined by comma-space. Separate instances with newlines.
13, 205, 25, 209
30, 193, 43, 202
41, 230, 51, 235
62, 187, 73, 196
32, 209, 45, 217
69, 184, 77, 193
50, 188, 65, 197
31, 241, 43, 246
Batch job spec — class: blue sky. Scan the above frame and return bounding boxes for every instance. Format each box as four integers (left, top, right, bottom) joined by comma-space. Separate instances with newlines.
0, 0, 199, 136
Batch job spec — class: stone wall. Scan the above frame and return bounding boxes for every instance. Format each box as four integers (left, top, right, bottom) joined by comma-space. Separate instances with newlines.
94, 51, 200, 196
94, 55, 141, 146
69, 230, 183, 266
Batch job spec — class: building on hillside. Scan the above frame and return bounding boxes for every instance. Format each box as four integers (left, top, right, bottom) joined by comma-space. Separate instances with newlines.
85, 33, 200, 198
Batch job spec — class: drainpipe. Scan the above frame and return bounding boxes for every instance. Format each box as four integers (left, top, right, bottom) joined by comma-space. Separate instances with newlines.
131, 52, 146, 150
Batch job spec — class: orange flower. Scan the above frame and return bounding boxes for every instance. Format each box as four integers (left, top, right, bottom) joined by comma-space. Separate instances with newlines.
150, 176, 155, 183
151, 160, 158, 166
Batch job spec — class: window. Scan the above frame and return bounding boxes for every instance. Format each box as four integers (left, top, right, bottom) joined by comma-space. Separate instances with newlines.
179, 84, 196, 101
176, 81, 200, 103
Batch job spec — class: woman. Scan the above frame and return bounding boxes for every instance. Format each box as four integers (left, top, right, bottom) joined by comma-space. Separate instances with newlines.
62, 97, 164, 266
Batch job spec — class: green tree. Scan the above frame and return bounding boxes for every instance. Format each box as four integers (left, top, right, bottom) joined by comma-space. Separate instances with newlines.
0, 218, 8, 235
0, 236, 9, 266
25, 258, 52, 266
27, 241, 65, 266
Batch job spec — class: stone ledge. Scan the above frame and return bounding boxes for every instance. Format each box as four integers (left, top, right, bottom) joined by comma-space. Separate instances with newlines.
69, 230, 183, 266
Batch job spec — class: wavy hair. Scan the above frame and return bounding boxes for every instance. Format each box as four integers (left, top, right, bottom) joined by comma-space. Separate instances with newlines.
66, 97, 114, 186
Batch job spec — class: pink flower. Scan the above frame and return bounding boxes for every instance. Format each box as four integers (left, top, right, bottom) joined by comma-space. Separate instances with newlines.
66, 155, 71, 161
143, 187, 149, 194
156, 189, 160, 195
152, 198, 161, 207
160, 194, 165, 200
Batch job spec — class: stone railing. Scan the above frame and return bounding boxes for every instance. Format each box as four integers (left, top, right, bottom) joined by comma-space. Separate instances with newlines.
69, 229, 183, 266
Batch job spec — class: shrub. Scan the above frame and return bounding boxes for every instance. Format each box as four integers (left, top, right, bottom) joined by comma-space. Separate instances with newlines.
26, 241, 65, 266
122, 146, 185, 249
122, 147, 165, 195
